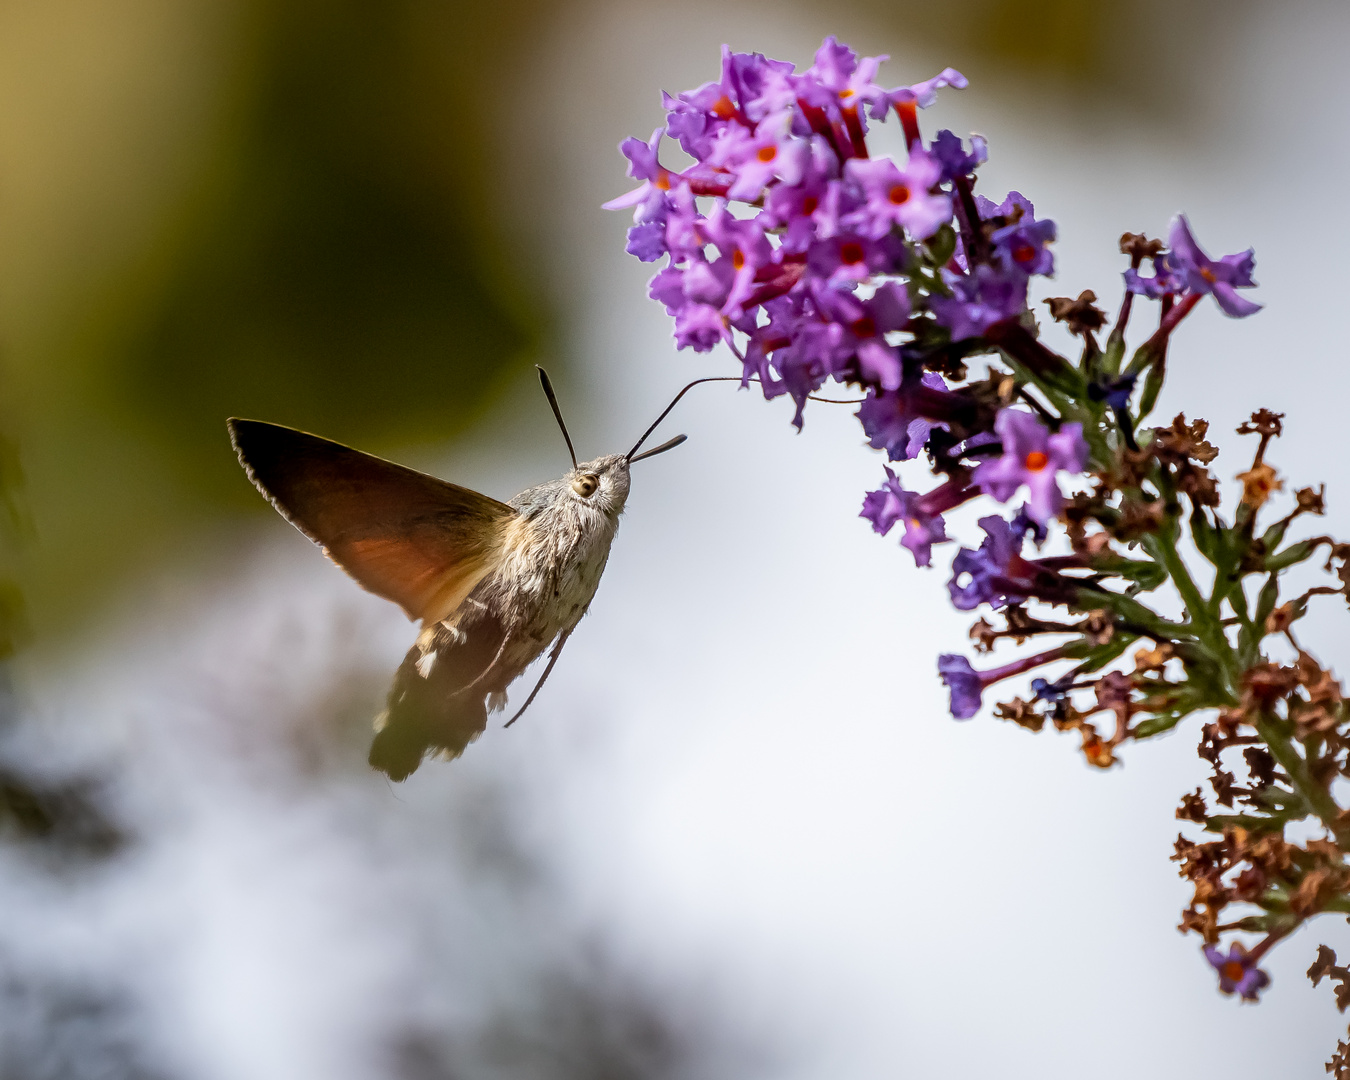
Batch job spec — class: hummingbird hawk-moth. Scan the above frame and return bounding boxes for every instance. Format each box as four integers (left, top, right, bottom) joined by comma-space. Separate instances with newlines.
228, 369, 689, 781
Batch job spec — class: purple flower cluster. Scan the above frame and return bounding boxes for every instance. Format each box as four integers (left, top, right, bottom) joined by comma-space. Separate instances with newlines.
608, 37, 1260, 729
604, 38, 1051, 428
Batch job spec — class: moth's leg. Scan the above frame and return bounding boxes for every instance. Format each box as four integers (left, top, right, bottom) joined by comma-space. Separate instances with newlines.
443, 632, 511, 699
503, 627, 575, 728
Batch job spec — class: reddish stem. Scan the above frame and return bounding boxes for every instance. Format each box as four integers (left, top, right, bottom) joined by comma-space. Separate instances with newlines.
895, 100, 921, 150
842, 106, 869, 159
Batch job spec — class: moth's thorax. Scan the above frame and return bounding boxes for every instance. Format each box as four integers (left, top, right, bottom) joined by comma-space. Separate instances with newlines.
453, 453, 630, 651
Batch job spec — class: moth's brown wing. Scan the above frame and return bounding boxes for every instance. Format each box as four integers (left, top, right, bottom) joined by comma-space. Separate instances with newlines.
228, 418, 516, 623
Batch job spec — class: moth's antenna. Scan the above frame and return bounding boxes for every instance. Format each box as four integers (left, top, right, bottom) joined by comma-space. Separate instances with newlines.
536, 366, 578, 471
626, 376, 862, 461
629, 434, 687, 463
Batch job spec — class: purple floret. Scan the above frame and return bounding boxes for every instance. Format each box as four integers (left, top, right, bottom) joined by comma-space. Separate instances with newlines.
1167, 214, 1262, 318
938, 654, 984, 719
1204, 944, 1271, 1001
930, 129, 988, 181
843, 151, 952, 241
947, 515, 1029, 611
858, 467, 951, 567
991, 215, 1057, 278
929, 265, 1028, 341
877, 67, 968, 118
602, 129, 671, 222
856, 372, 952, 461
971, 410, 1088, 524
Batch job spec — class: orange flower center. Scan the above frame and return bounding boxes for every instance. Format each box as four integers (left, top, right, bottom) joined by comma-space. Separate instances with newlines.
711, 95, 736, 119
1200, 266, 1217, 284
655, 169, 671, 191
850, 316, 877, 337
757, 145, 778, 163
1013, 243, 1036, 263
840, 88, 855, 99
889, 184, 911, 205
1222, 960, 1245, 982
1024, 451, 1049, 471
732, 249, 746, 270
840, 241, 865, 264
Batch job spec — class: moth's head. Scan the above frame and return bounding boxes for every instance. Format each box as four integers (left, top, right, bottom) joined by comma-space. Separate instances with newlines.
567, 454, 630, 517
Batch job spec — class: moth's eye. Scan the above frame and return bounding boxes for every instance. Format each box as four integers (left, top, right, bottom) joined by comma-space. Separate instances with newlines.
572, 475, 598, 498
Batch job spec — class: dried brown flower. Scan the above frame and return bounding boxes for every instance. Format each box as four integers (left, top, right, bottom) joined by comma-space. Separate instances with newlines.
1080, 727, 1115, 768
1243, 746, 1276, 789
994, 697, 1045, 733
1176, 788, 1208, 823
1266, 600, 1299, 635
1153, 414, 1219, 466
1291, 867, 1334, 917
1297, 484, 1327, 515
969, 618, 998, 652
1119, 232, 1166, 261
1237, 462, 1282, 509
1210, 768, 1241, 808
1134, 642, 1174, 673
1113, 498, 1168, 540
1237, 409, 1285, 440
1232, 865, 1266, 902
1044, 291, 1107, 335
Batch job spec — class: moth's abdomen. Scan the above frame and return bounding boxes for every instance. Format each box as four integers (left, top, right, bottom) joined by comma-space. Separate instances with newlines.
369, 611, 508, 780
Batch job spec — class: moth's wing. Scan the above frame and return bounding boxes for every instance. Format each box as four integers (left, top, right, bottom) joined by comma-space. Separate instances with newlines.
228, 418, 517, 623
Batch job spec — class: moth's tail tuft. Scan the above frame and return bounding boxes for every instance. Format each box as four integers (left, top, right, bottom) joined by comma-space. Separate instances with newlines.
367, 623, 502, 781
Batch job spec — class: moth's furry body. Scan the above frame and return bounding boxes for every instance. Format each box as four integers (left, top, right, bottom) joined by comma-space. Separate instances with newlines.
228, 369, 682, 781
370, 455, 631, 778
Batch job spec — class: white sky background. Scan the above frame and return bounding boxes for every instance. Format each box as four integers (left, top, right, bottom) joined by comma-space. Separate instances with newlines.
7, 1, 1350, 1077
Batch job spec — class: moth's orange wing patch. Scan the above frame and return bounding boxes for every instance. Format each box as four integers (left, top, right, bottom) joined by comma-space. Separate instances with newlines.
228, 419, 516, 623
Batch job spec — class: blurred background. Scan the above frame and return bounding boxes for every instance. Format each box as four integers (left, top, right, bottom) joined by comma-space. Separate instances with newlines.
1, 0, 1348, 1076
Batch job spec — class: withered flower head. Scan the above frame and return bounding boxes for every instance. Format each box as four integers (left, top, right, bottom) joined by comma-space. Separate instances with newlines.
1297, 485, 1327, 515
1153, 414, 1219, 465
1242, 746, 1276, 789
1134, 642, 1174, 673
1308, 945, 1346, 988
1265, 600, 1299, 635
1080, 726, 1115, 768
994, 696, 1045, 732
1244, 662, 1301, 706
1291, 867, 1334, 917
1113, 497, 1168, 540
1237, 462, 1282, 509
1119, 232, 1166, 262
1237, 408, 1285, 440
1177, 788, 1208, 823
969, 617, 999, 652
1210, 767, 1241, 808
1232, 865, 1267, 902
1174, 461, 1221, 507
1043, 290, 1107, 335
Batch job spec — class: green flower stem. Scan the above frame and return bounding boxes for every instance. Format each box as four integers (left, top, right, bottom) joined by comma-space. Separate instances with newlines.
1142, 527, 1237, 690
